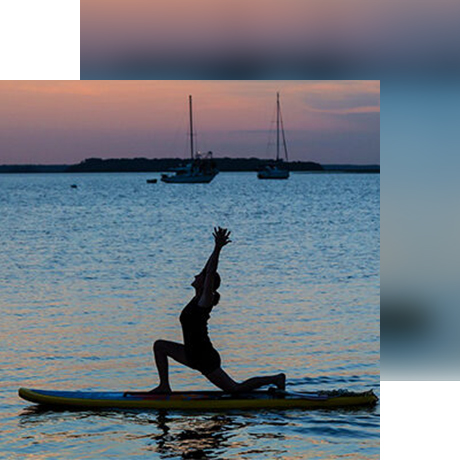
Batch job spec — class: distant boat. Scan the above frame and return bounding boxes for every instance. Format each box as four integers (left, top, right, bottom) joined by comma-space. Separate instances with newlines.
258, 92, 290, 180
161, 95, 218, 184
146, 179, 157, 184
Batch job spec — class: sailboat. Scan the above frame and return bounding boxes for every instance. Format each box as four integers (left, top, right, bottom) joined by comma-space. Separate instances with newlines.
257, 92, 290, 180
161, 95, 218, 184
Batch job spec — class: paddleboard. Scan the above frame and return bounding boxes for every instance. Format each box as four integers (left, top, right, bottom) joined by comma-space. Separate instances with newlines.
18, 387, 378, 410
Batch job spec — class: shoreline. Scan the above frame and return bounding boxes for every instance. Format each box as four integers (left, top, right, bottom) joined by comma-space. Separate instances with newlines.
0, 158, 379, 174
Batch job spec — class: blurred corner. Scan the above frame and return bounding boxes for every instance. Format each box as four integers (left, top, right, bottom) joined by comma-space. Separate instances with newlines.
381, 79, 460, 380
80, 0, 460, 80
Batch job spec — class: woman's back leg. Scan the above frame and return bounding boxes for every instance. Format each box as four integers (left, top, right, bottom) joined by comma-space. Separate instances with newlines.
206, 367, 286, 393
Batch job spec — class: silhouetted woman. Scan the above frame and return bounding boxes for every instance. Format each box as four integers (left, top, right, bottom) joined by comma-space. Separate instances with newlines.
150, 227, 285, 393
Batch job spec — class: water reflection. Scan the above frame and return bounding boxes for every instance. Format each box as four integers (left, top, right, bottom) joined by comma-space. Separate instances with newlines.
150, 411, 237, 459
18, 407, 294, 459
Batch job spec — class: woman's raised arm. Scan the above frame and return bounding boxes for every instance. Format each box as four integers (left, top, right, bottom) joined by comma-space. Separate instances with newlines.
198, 227, 231, 308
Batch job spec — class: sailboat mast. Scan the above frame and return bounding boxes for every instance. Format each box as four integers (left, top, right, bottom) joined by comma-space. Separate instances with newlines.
280, 104, 289, 161
189, 95, 194, 160
276, 92, 280, 161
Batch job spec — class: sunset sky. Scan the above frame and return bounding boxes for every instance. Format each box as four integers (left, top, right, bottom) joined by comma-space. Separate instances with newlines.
0, 80, 379, 165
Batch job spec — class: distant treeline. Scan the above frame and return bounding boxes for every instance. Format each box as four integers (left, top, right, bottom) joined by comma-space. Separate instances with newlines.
322, 164, 380, 173
0, 158, 380, 173
66, 157, 324, 172
0, 164, 68, 173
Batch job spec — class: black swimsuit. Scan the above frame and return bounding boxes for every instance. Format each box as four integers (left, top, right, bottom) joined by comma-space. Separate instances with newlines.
180, 297, 221, 375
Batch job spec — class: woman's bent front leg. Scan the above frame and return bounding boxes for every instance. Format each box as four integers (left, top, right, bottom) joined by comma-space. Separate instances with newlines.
150, 340, 189, 393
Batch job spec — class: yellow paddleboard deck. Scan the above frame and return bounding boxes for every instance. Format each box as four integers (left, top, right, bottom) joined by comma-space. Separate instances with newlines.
19, 387, 378, 410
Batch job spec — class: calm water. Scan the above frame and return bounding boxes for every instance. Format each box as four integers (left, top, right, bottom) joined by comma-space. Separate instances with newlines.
1, 172, 379, 459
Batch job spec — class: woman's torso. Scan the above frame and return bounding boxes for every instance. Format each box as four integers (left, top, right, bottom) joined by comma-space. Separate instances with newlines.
180, 297, 214, 353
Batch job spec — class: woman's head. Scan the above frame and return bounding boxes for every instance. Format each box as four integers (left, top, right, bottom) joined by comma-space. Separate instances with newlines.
192, 271, 221, 305
212, 272, 221, 306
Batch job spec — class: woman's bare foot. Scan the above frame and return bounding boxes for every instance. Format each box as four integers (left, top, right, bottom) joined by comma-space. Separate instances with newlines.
274, 373, 286, 391
148, 384, 172, 394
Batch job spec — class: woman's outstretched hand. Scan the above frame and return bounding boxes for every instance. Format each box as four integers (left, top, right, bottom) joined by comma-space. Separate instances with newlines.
213, 227, 231, 248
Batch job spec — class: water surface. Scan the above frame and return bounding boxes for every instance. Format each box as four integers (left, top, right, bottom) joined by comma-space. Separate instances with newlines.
1, 172, 379, 459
